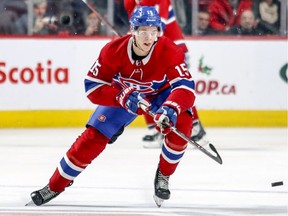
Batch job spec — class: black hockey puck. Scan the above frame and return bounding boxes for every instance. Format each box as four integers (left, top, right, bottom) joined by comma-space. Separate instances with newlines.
271, 181, 283, 187
61, 15, 71, 25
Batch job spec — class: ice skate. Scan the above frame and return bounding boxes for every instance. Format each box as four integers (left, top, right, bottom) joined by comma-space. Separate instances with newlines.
142, 128, 164, 149
28, 181, 73, 206
191, 120, 209, 146
153, 167, 170, 207
29, 184, 61, 206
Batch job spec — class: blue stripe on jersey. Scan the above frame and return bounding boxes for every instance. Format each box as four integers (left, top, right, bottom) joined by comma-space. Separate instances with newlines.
168, 9, 174, 19
84, 79, 99, 92
162, 143, 185, 162
60, 157, 81, 178
172, 79, 195, 90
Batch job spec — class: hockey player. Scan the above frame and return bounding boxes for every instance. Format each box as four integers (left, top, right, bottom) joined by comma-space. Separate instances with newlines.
29, 6, 196, 207
124, 0, 208, 148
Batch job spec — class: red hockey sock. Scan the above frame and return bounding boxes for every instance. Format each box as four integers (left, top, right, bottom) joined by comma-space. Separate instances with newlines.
158, 111, 192, 176
49, 127, 109, 192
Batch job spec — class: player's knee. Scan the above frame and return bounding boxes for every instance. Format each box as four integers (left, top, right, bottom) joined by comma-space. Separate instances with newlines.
165, 134, 187, 151
67, 127, 109, 166
176, 111, 192, 136
166, 111, 192, 150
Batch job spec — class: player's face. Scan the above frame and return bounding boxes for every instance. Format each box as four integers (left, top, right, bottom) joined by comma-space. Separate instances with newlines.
134, 26, 159, 54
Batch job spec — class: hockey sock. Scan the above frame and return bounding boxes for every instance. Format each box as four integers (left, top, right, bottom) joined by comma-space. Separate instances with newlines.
158, 111, 192, 176
159, 139, 186, 176
49, 127, 109, 192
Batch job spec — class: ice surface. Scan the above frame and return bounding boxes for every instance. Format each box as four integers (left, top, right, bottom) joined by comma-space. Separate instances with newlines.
0, 127, 287, 216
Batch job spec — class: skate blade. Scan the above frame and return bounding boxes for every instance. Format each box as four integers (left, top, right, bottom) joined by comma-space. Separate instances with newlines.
25, 200, 36, 206
153, 194, 164, 208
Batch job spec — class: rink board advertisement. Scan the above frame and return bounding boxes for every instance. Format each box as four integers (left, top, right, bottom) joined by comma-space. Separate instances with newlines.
0, 37, 287, 127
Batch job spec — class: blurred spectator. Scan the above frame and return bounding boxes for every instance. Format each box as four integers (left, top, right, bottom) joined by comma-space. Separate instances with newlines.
66, 0, 88, 35
196, 10, 217, 35
32, 0, 58, 34
208, 0, 235, 33
257, 0, 280, 34
14, 0, 58, 35
15, 0, 87, 36
84, 0, 128, 35
57, 10, 77, 36
226, 9, 264, 35
84, 12, 106, 35
234, 0, 253, 25
0, 0, 27, 34
50, 0, 88, 35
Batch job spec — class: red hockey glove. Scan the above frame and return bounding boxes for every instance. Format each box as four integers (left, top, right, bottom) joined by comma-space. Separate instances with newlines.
154, 106, 178, 135
116, 86, 150, 115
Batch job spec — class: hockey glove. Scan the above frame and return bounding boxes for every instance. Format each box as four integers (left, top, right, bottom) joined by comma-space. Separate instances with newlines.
154, 106, 178, 135
116, 86, 150, 115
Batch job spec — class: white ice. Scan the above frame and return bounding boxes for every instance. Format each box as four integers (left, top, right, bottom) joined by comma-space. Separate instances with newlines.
0, 127, 287, 216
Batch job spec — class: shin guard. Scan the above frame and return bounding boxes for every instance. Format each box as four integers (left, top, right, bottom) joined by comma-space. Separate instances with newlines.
159, 111, 192, 176
49, 127, 109, 192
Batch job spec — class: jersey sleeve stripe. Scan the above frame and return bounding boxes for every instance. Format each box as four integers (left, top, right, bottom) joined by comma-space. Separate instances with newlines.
169, 78, 195, 93
171, 85, 195, 95
84, 76, 110, 94
85, 76, 110, 85
85, 84, 104, 96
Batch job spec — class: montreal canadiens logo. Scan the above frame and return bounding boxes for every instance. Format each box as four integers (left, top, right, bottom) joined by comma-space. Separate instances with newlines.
98, 114, 106, 122
118, 77, 154, 93
116, 76, 167, 94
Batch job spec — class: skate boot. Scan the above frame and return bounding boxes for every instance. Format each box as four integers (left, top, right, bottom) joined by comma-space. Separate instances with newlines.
142, 128, 164, 149
30, 184, 61, 206
29, 181, 73, 206
191, 120, 209, 146
153, 167, 170, 207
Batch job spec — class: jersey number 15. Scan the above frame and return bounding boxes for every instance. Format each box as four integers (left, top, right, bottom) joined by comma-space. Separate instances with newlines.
175, 63, 191, 78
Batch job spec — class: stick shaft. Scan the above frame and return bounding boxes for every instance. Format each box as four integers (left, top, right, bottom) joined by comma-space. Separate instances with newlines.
139, 102, 223, 164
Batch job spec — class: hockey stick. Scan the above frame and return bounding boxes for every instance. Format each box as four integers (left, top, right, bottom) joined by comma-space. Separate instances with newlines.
139, 102, 223, 165
81, 0, 122, 37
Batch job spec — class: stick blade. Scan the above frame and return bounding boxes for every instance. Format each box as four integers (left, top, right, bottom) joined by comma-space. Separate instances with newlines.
209, 143, 223, 164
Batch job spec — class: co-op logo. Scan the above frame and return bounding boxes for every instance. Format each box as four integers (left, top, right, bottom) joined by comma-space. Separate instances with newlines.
0, 60, 69, 84
196, 56, 236, 95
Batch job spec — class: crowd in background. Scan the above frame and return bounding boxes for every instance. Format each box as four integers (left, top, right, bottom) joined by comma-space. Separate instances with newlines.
179, 0, 284, 36
0, 0, 286, 36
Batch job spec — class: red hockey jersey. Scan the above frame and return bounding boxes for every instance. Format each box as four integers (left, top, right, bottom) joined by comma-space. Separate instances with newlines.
85, 34, 195, 113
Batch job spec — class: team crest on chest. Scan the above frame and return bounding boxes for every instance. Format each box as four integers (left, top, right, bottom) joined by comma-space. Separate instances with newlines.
117, 77, 152, 93
115, 76, 167, 94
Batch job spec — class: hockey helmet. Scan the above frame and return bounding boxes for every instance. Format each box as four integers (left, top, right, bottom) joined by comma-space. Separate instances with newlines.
129, 6, 162, 31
